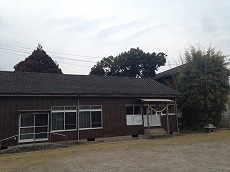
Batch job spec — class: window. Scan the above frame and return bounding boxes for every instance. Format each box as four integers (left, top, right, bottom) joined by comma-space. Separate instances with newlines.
91, 111, 102, 128
126, 105, 142, 125
51, 106, 77, 131
126, 105, 133, 115
65, 112, 76, 130
79, 111, 90, 128
52, 112, 64, 131
19, 113, 49, 142
125, 105, 141, 115
51, 105, 102, 131
79, 105, 102, 129
168, 104, 175, 113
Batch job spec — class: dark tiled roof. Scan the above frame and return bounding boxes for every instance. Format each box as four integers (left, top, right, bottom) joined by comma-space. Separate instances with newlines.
155, 64, 230, 80
154, 64, 186, 80
0, 71, 180, 97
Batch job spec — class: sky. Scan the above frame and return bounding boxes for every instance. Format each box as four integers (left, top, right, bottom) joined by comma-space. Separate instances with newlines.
0, 0, 230, 75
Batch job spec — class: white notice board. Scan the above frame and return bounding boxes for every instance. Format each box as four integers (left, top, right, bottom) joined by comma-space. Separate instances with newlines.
126, 115, 143, 125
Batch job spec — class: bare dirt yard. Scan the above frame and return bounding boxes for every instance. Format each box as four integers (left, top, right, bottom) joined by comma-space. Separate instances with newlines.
1, 130, 230, 172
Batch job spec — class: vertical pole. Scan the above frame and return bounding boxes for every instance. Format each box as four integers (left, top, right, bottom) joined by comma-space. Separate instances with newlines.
49, 132, 51, 145
147, 105, 150, 139
16, 136, 18, 148
166, 104, 170, 135
77, 98, 80, 144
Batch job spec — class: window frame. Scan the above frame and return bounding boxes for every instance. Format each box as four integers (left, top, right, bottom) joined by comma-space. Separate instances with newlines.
125, 104, 143, 126
51, 105, 103, 132
19, 113, 49, 143
125, 105, 142, 115
79, 105, 103, 130
51, 106, 77, 132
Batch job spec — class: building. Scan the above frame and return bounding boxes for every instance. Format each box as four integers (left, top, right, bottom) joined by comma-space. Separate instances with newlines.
155, 64, 230, 128
0, 71, 180, 149
154, 64, 186, 90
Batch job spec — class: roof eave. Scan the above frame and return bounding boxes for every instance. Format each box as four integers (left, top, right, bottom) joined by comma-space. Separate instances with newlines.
0, 93, 180, 98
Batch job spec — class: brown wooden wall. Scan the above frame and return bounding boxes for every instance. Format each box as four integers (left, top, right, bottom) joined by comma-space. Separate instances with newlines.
0, 96, 178, 147
0, 96, 144, 147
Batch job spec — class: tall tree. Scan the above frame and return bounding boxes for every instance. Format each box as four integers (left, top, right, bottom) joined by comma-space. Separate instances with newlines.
90, 47, 166, 78
178, 46, 230, 130
14, 44, 62, 73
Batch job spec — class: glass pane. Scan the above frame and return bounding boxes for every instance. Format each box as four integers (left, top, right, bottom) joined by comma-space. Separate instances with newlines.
52, 106, 64, 111
126, 106, 133, 115
35, 127, 48, 139
20, 127, 34, 134
35, 133, 48, 139
20, 127, 34, 140
79, 111, 90, 128
65, 112, 76, 130
134, 106, 141, 114
20, 134, 34, 140
91, 106, 101, 110
168, 105, 175, 113
79, 106, 90, 110
35, 114, 48, 126
21, 114, 34, 127
35, 126, 48, 133
162, 107, 166, 114
65, 124, 77, 130
155, 105, 161, 112
91, 111, 102, 128
65, 106, 77, 110
65, 112, 76, 124
52, 112, 64, 130
143, 106, 147, 115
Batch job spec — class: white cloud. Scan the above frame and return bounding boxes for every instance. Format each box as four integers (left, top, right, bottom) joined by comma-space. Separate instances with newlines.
0, 0, 230, 74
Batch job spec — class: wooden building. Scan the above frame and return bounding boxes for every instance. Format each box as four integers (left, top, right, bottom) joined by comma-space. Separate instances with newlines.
0, 71, 180, 149
154, 64, 186, 90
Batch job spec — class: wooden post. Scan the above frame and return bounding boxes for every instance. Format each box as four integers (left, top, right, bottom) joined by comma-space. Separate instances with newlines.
147, 105, 150, 138
166, 104, 170, 135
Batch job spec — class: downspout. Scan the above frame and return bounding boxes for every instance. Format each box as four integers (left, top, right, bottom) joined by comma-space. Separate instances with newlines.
77, 97, 80, 144
147, 105, 150, 139
166, 103, 170, 135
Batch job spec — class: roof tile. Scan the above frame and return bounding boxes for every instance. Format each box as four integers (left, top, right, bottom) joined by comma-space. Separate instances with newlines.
0, 71, 180, 97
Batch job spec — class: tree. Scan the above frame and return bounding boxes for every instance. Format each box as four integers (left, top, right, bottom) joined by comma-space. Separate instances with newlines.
14, 44, 62, 73
89, 47, 167, 78
178, 46, 230, 130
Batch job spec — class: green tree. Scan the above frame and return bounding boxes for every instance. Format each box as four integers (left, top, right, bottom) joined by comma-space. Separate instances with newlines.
14, 44, 62, 73
178, 46, 230, 130
90, 47, 166, 78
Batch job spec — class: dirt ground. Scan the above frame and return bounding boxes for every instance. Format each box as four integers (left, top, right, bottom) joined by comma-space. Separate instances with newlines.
1, 130, 230, 172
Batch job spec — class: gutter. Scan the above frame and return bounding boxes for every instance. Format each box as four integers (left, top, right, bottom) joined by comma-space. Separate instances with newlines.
0, 94, 180, 98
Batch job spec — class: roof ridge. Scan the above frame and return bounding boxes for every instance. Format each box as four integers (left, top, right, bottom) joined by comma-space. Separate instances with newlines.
0, 70, 180, 97
0, 71, 157, 80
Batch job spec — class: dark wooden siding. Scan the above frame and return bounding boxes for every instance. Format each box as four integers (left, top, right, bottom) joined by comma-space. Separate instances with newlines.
0, 96, 144, 147
161, 115, 178, 133
0, 96, 178, 147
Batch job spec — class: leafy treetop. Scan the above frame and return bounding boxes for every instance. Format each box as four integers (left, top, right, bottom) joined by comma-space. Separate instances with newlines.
178, 46, 230, 130
89, 47, 167, 78
14, 44, 62, 73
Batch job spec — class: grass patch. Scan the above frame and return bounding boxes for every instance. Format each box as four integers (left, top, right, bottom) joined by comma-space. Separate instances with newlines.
0, 129, 230, 172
